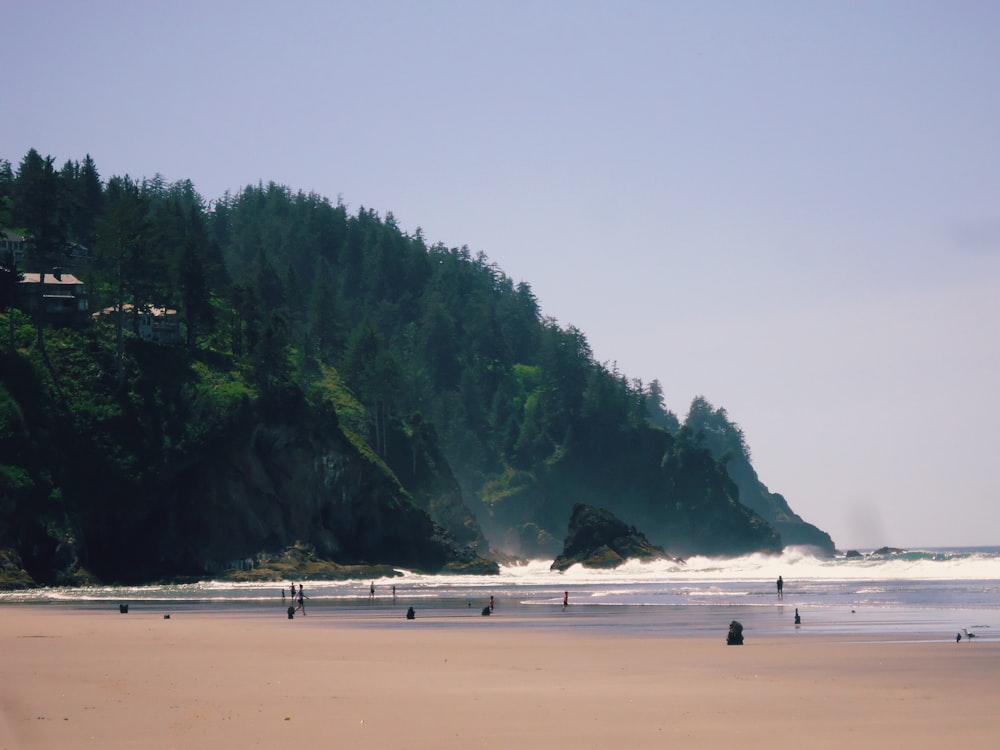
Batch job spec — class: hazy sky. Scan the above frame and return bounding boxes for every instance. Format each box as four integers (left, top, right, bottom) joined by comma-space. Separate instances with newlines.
4, 1, 999, 550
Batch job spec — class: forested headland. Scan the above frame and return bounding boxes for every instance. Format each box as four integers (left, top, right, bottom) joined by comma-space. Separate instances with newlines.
0, 149, 834, 587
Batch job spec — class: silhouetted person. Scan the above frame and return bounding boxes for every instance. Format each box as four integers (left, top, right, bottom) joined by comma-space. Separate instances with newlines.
563, 591, 568, 608
794, 608, 801, 625
297, 585, 307, 615
777, 576, 784, 598
489, 595, 494, 612
370, 581, 375, 599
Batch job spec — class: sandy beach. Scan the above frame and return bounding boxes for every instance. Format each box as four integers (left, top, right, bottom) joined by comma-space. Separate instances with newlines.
2, 606, 998, 750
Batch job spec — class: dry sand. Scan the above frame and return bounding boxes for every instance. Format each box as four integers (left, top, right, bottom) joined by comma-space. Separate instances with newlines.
2, 606, 998, 749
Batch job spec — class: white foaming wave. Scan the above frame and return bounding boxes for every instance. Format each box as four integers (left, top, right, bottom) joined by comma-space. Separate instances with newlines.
4, 547, 997, 605
493, 546, 1000, 584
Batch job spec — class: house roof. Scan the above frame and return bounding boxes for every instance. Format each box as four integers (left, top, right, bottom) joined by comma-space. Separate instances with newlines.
20, 272, 85, 286
96, 303, 178, 317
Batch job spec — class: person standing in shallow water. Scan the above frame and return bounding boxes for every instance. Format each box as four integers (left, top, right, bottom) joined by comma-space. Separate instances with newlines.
777, 576, 784, 598
563, 591, 568, 609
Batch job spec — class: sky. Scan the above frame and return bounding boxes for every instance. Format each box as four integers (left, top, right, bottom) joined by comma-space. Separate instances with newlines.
4, 0, 999, 550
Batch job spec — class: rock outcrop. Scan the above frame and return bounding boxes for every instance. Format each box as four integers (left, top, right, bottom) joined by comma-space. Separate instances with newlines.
99, 394, 497, 582
551, 503, 675, 571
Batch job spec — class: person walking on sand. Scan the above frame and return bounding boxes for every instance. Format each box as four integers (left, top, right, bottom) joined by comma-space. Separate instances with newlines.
563, 591, 568, 609
489, 595, 494, 612
777, 575, 784, 599
296, 585, 307, 615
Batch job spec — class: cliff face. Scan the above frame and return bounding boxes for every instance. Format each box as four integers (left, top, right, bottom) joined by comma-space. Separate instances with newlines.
127, 397, 494, 580
475, 425, 782, 560
683, 398, 837, 556
0, 350, 497, 586
722, 458, 836, 554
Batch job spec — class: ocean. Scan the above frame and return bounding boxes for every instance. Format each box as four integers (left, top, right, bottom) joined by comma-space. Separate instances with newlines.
4, 546, 998, 642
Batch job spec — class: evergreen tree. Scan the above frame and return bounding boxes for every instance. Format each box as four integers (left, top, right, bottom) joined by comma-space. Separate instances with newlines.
251, 309, 293, 395
174, 208, 214, 348
97, 175, 148, 386
14, 149, 66, 350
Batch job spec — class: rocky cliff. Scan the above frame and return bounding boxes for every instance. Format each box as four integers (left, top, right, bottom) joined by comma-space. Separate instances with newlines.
127, 395, 497, 580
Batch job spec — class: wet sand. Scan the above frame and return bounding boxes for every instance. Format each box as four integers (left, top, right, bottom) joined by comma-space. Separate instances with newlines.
2, 606, 998, 749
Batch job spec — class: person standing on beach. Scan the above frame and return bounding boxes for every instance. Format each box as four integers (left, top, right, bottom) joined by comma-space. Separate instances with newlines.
297, 585, 307, 615
777, 576, 784, 598
563, 591, 568, 608
489, 595, 494, 612
370, 581, 375, 599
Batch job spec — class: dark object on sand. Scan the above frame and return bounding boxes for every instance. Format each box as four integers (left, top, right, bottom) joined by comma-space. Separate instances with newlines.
726, 620, 744, 645
119, 603, 129, 614
164, 614, 170, 619
287, 605, 295, 619
406, 606, 416, 620
794, 608, 801, 625
481, 606, 491, 616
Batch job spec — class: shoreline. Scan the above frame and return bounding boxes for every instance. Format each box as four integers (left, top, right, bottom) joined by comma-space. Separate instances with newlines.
3, 606, 1000, 749
3, 593, 990, 642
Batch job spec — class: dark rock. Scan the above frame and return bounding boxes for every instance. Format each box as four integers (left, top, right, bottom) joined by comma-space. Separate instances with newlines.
0, 548, 35, 589
481, 606, 491, 616
551, 503, 677, 571
406, 606, 415, 620
726, 620, 744, 645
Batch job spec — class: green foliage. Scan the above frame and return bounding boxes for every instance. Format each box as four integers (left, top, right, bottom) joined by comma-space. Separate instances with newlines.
307, 364, 366, 436
189, 359, 255, 418
0, 147, 803, 575
481, 467, 537, 508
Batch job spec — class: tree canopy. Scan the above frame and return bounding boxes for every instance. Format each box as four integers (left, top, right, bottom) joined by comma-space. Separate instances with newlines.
0, 148, 833, 585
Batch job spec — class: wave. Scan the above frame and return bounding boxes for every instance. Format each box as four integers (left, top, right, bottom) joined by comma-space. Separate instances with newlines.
494, 546, 1000, 584
2, 546, 998, 606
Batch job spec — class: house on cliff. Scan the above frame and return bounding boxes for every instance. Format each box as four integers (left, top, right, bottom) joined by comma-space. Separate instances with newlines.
1, 231, 26, 265
16, 269, 89, 326
95, 303, 182, 345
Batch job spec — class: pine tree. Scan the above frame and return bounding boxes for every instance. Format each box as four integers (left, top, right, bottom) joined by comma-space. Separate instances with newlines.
14, 149, 66, 351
